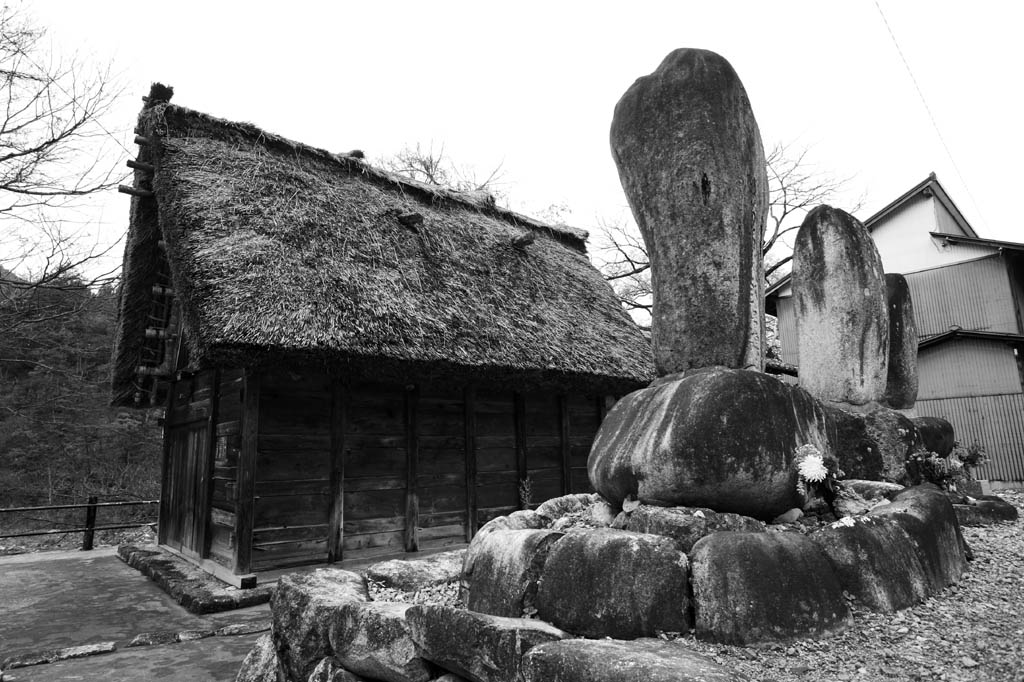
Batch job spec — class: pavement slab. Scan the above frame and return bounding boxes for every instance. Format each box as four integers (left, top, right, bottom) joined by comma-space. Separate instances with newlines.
0, 547, 269, 678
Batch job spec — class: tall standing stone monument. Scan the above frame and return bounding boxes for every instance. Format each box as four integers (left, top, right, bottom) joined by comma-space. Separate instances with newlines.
610, 48, 767, 375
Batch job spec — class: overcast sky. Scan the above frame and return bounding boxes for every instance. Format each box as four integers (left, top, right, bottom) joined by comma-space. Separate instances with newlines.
27, 0, 1024, 271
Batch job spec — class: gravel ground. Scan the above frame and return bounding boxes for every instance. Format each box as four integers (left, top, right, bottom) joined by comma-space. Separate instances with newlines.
683, 489, 1024, 682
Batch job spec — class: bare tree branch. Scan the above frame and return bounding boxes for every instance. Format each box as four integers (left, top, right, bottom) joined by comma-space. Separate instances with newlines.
378, 142, 509, 205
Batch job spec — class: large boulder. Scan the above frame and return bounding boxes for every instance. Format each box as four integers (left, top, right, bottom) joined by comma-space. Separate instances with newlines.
809, 516, 929, 612
793, 205, 888, 407
461, 510, 545, 602
406, 606, 569, 682
521, 638, 747, 682
611, 504, 764, 552
842, 479, 905, 502
610, 48, 767, 375
536, 529, 691, 639
366, 550, 464, 591
954, 495, 1020, 526
235, 634, 284, 682
912, 417, 955, 457
327, 601, 431, 682
271, 569, 370, 682
690, 531, 851, 644
464, 529, 564, 617
883, 273, 919, 409
868, 486, 968, 592
588, 367, 831, 519
823, 405, 920, 482
307, 657, 370, 681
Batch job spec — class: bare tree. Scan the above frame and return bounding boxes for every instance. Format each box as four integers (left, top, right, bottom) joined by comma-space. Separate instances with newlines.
762, 142, 863, 281
0, 5, 125, 327
378, 142, 508, 205
594, 143, 863, 326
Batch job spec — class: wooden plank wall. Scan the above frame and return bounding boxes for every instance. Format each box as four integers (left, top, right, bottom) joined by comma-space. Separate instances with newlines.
250, 369, 332, 572
342, 383, 408, 560
207, 368, 243, 568
238, 370, 606, 569
474, 390, 519, 526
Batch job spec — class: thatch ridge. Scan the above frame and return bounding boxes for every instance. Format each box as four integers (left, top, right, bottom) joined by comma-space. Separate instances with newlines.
112, 99, 653, 404
151, 104, 590, 247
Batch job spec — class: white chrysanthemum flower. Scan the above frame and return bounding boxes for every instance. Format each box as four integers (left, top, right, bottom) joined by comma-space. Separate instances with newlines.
798, 454, 829, 483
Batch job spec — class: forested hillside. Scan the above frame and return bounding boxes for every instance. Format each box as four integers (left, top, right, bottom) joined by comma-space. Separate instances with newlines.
0, 274, 161, 512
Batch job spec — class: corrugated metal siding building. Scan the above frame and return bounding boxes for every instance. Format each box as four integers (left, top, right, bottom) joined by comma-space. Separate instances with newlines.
766, 175, 1024, 484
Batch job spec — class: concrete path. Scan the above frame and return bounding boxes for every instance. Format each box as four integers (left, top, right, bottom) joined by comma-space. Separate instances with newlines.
0, 548, 269, 681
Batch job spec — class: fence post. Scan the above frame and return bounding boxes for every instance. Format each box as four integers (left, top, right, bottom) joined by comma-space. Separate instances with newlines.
82, 496, 98, 551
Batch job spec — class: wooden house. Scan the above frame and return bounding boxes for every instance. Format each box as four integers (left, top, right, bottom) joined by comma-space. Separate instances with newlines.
767, 174, 1024, 485
112, 90, 654, 582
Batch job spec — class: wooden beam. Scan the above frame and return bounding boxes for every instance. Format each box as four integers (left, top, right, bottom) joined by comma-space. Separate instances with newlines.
559, 395, 571, 495
464, 385, 478, 541
127, 159, 155, 173
514, 392, 528, 509
235, 370, 260, 574
134, 134, 151, 146
118, 184, 154, 198
327, 379, 346, 563
151, 284, 174, 297
404, 386, 419, 553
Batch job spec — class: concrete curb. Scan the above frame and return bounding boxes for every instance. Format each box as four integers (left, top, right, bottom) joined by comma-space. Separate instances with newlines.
117, 544, 274, 614
2, 641, 117, 670
2, 623, 272, 673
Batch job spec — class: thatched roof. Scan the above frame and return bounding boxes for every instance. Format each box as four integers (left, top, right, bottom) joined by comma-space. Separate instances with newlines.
111, 94, 653, 405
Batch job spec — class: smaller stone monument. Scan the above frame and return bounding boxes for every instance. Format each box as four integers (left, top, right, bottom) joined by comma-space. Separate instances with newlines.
793, 205, 888, 407
883, 273, 919, 409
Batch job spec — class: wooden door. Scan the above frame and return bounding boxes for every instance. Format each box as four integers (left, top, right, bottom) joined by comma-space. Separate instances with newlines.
162, 421, 211, 558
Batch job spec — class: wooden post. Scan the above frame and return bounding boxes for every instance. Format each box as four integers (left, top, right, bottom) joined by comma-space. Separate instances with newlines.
157, 378, 177, 546
235, 370, 259, 574
463, 385, 478, 541
82, 496, 98, 551
196, 369, 220, 559
559, 395, 571, 495
514, 392, 528, 509
327, 380, 346, 563
404, 386, 419, 553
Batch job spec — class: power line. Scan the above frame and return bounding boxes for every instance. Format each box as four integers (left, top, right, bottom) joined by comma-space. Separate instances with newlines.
873, 0, 988, 230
